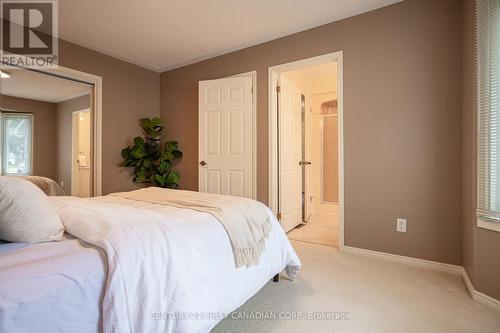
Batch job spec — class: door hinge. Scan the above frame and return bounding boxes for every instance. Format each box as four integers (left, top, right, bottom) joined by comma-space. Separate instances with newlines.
276, 85, 281, 93
277, 212, 282, 220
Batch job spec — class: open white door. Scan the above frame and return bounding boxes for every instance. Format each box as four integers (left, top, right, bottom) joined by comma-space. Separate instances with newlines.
71, 109, 92, 198
199, 76, 254, 198
71, 112, 80, 196
279, 76, 302, 232
302, 94, 312, 221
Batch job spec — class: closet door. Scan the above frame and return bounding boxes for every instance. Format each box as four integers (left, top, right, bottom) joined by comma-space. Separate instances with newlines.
198, 76, 253, 198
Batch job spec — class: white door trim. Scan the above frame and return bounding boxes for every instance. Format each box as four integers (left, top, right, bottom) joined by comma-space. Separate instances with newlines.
268, 51, 345, 251
229, 71, 257, 199
31, 65, 103, 196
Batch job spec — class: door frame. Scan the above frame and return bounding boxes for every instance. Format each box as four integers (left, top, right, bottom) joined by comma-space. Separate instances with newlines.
267, 51, 345, 251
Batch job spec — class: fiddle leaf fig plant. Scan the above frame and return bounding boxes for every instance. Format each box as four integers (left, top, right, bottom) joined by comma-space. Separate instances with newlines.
121, 117, 182, 188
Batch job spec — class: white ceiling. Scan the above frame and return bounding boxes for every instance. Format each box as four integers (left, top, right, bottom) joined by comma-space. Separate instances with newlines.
1, 68, 91, 103
59, 0, 401, 72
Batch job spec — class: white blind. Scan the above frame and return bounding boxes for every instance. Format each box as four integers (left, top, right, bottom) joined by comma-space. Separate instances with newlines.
477, 0, 500, 221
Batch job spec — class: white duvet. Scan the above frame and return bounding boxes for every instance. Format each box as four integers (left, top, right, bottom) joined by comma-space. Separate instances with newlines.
51, 195, 301, 333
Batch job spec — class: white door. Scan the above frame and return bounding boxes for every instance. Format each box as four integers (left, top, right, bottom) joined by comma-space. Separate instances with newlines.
71, 110, 91, 198
199, 76, 253, 198
303, 95, 312, 221
279, 76, 302, 232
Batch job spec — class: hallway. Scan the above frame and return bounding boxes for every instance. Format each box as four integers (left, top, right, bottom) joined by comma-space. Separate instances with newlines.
287, 209, 338, 248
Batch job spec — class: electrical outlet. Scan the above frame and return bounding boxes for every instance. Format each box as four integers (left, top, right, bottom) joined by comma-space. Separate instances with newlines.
397, 218, 407, 233
60, 180, 64, 187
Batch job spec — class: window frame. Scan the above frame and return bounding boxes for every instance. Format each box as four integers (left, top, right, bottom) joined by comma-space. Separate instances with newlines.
0, 111, 34, 176
475, 0, 500, 232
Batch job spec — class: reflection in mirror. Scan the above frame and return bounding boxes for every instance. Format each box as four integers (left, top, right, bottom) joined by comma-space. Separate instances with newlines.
0, 67, 94, 197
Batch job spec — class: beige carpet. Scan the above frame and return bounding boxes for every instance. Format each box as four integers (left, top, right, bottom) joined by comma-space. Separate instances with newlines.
212, 241, 500, 332
287, 214, 338, 248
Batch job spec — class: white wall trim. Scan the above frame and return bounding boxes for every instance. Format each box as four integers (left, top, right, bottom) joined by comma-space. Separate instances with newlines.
462, 269, 500, 313
462, 267, 475, 295
344, 246, 463, 274
35, 65, 103, 196
268, 51, 345, 251
477, 218, 500, 233
345, 245, 500, 313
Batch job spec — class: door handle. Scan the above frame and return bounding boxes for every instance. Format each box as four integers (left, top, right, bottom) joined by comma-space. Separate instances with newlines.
299, 161, 311, 166
199, 161, 207, 166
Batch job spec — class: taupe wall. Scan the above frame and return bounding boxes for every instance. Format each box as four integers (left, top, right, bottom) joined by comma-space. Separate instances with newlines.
323, 116, 338, 203
160, 0, 463, 265
0, 95, 57, 180
462, 0, 500, 300
58, 39, 160, 194
56, 94, 91, 195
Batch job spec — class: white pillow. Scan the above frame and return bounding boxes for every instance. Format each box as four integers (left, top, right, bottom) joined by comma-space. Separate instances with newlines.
0, 176, 64, 242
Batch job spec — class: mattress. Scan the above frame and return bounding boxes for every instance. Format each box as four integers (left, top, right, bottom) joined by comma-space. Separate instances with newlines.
87, 195, 299, 332
0, 194, 300, 333
0, 235, 107, 333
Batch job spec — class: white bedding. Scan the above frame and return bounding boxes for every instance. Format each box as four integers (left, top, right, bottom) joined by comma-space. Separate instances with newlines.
111, 188, 273, 268
0, 235, 107, 333
0, 194, 301, 333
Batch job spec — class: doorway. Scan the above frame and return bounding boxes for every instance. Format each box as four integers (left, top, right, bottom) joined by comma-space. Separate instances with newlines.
268, 52, 344, 250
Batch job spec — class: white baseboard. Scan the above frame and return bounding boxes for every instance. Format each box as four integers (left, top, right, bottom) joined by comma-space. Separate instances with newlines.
344, 246, 500, 313
461, 268, 475, 295
462, 269, 500, 313
343, 246, 463, 275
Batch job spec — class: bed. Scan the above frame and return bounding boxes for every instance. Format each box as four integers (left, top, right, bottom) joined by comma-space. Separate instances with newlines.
0, 187, 301, 333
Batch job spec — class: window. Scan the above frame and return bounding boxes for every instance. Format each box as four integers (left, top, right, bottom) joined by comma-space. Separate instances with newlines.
476, 0, 500, 228
0, 112, 33, 176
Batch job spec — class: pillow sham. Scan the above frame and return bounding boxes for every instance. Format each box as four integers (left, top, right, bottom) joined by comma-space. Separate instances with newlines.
0, 176, 64, 243
22, 176, 66, 196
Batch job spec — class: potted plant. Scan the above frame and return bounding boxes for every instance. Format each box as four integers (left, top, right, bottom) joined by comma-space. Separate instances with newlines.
121, 117, 182, 188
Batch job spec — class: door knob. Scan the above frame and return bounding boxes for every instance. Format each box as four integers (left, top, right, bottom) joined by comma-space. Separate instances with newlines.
199, 161, 207, 166
299, 161, 311, 166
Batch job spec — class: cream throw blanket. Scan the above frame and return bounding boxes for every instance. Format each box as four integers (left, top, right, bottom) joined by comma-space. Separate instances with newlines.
111, 187, 272, 267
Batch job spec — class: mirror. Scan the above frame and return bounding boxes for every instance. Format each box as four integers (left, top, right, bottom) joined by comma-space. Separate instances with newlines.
0, 66, 94, 197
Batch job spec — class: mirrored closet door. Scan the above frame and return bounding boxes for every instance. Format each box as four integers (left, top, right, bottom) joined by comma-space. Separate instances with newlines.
0, 66, 95, 197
